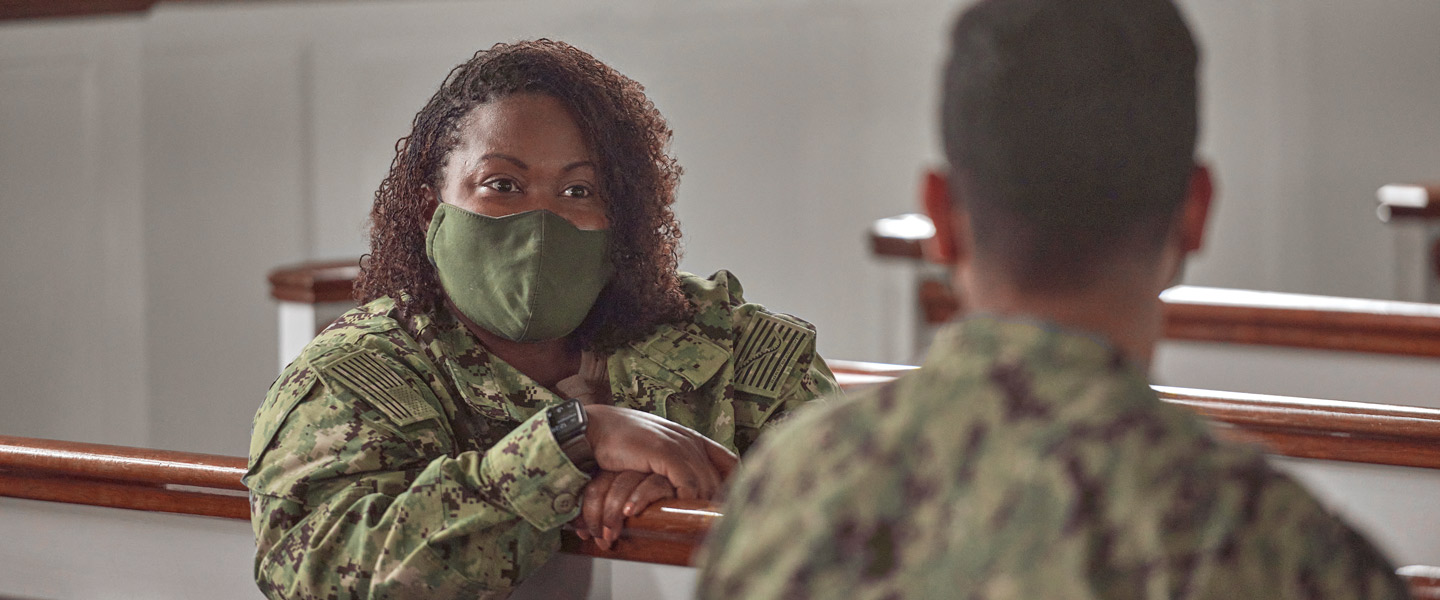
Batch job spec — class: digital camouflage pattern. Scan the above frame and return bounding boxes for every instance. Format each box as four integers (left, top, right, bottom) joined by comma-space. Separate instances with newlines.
244, 270, 837, 599
698, 317, 1408, 600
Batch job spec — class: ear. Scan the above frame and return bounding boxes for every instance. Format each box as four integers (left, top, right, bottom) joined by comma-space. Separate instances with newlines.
421, 184, 440, 222
921, 169, 967, 265
1178, 163, 1213, 254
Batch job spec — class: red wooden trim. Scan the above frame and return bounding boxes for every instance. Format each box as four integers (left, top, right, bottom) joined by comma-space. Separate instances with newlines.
0, 435, 247, 491
1399, 565, 1440, 599
1160, 286, 1440, 358
268, 259, 361, 304
1377, 184, 1440, 222
0, 471, 248, 520
868, 213, 933, 260
0, 380, 1437, 580
1156, 386, 1440, 470
863, 212, 1440, 357
869, 227, 924, 261
269, 253, 1440, 358
0, 0, 237, 21
0, 0, 157, 20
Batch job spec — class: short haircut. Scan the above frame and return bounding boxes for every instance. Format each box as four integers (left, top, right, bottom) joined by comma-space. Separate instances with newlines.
942, 0, 1199, 292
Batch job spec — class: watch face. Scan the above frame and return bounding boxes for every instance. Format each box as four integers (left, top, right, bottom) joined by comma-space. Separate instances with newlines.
550, 401, 584, 437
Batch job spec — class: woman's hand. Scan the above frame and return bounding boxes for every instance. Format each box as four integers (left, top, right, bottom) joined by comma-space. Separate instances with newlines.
555, 351, 611, 405
572, 470, 675, 550
583, 404, 738, 500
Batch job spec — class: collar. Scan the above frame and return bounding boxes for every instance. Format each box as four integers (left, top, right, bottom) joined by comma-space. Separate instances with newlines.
926, 315, 1136, 377
411, 306, 565, 423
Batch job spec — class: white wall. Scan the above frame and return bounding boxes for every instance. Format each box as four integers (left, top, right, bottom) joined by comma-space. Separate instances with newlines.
0, 19, 148, 447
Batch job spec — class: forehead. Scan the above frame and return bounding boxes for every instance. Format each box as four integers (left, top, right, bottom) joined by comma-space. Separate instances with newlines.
449, 93, 593, 165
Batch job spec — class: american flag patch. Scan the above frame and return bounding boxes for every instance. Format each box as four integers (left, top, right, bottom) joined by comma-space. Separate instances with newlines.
733, 312, 811, 398
322, 351, 439, 426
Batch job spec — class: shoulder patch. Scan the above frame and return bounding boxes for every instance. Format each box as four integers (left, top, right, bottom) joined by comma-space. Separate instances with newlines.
733, 312, 812, 398
319, 350, 440, 427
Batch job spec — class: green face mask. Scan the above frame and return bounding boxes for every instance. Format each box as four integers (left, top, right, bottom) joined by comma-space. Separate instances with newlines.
426, 203, 613, 342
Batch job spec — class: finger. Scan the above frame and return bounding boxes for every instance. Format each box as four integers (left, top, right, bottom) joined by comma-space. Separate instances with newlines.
625, 474, 676, 518
648, 432, 718, 500
580, 471, 617, 544
702, 437, 740, 483
602, 471, 647, 545
659, 425, 735, 491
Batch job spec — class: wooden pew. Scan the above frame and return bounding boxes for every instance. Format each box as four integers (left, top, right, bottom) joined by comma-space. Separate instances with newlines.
868, 214, 1440, 358
2, 371, 1438, 595
270, 259, 1440, 359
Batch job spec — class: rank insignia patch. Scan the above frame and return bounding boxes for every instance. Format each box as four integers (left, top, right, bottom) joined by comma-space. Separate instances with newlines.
321, 351, 439, 426
733, 312, 812, 398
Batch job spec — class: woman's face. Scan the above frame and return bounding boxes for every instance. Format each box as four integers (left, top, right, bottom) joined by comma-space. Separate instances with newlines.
438, 93, 608, 230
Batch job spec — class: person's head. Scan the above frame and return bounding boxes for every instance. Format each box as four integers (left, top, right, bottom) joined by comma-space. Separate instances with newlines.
924, 0, 1212, 298
356, 39, 692, 350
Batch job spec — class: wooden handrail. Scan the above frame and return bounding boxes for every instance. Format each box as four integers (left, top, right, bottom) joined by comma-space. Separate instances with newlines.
1155, 387, 1440, 470
0, 435, 247, 490
269, 256, 1440, 358
0, 435, 250, 521
3, 371, 1440, 578
1377, 184, 1440, 222
1160, 286, 1440, 358
268, 258, 361, 304
1399, 565, 1440, 599
0, 0, 239, 21
855, 215, 1440, 358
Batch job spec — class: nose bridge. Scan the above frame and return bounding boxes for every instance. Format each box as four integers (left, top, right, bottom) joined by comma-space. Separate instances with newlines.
529, 190, 565, 216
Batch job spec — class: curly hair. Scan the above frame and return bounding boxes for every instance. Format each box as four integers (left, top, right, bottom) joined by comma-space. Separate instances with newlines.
355, 39, 692, 350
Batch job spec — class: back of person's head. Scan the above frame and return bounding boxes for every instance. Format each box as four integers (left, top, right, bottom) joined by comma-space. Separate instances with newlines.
942, 0, 1199, 293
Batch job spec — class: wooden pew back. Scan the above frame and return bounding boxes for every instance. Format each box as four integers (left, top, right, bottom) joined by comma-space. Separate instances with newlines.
2, 367, 1438, 596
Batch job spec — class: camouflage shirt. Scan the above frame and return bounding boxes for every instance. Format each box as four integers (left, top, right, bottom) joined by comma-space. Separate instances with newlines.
698, 316, 1407, 600
244, 270, 837, 599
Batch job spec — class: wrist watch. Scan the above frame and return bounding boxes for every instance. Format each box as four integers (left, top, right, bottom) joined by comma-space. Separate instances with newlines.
547, 399, 598, 475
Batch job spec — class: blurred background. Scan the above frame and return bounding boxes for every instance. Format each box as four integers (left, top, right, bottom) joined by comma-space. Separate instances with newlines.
8, 0, 1440, 456
2, 0, 1440, 443
4, 0, 1440, 596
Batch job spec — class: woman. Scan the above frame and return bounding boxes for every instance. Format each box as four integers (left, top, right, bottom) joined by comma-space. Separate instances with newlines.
244, 40, 837, 598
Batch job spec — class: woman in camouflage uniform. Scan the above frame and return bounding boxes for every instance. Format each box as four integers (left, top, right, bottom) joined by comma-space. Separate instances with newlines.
244, 40, 837, 599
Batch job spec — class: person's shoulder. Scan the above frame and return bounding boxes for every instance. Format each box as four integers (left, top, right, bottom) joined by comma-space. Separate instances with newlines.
677, 269, 745, 314
307, 296, 408, 348
251, 297, 442, 464
289, 297, 432, 375
677, 269, 818, 343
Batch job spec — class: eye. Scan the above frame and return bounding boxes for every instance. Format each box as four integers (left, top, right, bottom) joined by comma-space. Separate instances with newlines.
562, 185, 593, 199
482, 178, 520, 193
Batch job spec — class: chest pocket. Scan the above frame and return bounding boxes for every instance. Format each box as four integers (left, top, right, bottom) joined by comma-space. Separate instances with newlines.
618, 325, 731, 417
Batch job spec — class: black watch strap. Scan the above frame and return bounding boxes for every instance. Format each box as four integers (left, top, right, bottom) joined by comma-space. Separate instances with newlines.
547, 399, 597, 475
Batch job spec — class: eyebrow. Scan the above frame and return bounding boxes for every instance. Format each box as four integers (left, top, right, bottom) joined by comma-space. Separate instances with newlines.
480, 153, 528, 170
478, 153, 595, 174
561, 160, 597, 173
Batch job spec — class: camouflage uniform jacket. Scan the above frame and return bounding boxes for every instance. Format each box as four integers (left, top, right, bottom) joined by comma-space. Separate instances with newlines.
698, 316, 1407, 600
244, 270, 837, 599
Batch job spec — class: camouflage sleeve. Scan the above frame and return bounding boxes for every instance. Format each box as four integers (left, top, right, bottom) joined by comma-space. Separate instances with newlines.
246, 382, 589, 599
